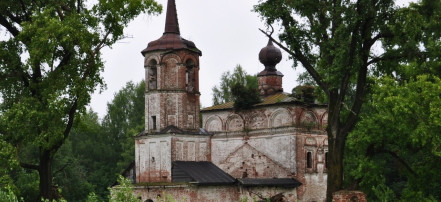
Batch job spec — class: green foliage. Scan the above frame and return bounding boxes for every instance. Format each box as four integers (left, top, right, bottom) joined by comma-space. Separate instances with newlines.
212, 65, 258, 105
109, 176, 140, 202
291, 85, 315, 104
255, 0, 441, 199
0, 0, 161, 200
0, 186, 22, 202
59, 110, 112, 201
0, 140, 19, 193
86, 192, 99, 202
50, 80, 146, 201
102, 80, 145, 172
231, 82, 261, 111
53, 137, 94, 201
0, 79, 146, 201
346, 75, 441, 200
372, 182, 397, 202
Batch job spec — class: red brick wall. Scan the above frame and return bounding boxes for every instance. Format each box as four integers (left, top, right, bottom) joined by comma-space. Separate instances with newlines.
258, 75, 283, 96
144, 50, 201, 132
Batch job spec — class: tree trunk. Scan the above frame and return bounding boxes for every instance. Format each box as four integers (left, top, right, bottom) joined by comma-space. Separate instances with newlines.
326, 129, 346, 202
325, 91, 347, 202
39, 150, 54, 200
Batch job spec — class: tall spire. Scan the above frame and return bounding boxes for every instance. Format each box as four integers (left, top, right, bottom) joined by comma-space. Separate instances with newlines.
164, 0, 180, 34
141, 0, 201, 56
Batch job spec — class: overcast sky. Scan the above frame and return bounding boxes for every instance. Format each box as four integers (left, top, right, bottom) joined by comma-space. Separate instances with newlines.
90, 0, 414, 118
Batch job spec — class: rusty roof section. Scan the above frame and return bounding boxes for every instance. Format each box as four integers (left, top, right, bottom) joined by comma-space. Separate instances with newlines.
164, 0, 180, 34
141, 0, 201, 56
201, 93, 296, 111
255, 93, 291, 106
201, 101, 234, 111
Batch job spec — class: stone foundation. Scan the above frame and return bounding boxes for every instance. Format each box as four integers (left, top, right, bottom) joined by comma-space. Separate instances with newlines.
332, 190, 367, 202
132, 184, 297, 202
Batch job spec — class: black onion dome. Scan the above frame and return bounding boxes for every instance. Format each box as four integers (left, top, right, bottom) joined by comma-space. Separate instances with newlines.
259, 39, 282, 71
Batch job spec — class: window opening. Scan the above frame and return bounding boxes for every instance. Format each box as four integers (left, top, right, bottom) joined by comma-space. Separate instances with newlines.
152, 116, 156, 130
307, 151, 312, 168
148, 60, 157, 90
185, 59, 195, 92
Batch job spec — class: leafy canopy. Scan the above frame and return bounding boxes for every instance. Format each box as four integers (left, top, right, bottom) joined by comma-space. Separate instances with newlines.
0, 0, 161, 199
212, 65, 258, 105
254, 0, 441, 200
346, 75, 441, 200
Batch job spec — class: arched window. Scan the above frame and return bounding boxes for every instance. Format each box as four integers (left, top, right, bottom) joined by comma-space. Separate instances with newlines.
148, 60, 157, 90
185, 59, 195, 92
307, 151, 312, 168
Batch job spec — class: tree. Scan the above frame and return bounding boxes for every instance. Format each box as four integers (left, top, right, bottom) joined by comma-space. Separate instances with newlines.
346, 75, 441, 200
109, 176, 140, 202
212, 65, 258, 105
0, 1, 161, 199
50, 81, 145, 201
56, 110, 106, 201
254, 0, 441, 200
102, 80, 146, 172
231, 82, 261, 111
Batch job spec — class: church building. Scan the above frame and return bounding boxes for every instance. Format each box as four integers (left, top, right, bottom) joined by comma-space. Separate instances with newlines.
130, 0, 328, 201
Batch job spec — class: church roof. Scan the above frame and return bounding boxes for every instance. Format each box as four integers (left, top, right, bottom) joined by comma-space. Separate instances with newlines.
172, 161, 236, 185
238, 178, 302, 188
201, 93, 295, 111
141, 0, 201, 56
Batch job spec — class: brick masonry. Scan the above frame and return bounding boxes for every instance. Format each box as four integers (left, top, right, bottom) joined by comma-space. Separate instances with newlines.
332, 190, 367, 202
132, 0, 332, 200
144, 50, 201, 132
202, 104, 328, 201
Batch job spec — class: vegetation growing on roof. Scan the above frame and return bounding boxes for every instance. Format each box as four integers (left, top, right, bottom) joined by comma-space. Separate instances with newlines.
231, 82, 261, 111
212, 65, 258, 106
291, 85, 316, 104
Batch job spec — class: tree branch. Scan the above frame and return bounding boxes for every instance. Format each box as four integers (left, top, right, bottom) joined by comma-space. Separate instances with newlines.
379, 149, 418, 177
5, 12, 23, 24
367, 53, 406, 66
20, 162, 39, 171
53, 162, 71, 176
54, 51, 72, 72
50, 98, 78, 155
19, 0, 31, 21
95, 27, 112, 53
335, 19, 362, 126
0, 15, 20, 36
366, 32, 392, 49
342, 2, 377, 135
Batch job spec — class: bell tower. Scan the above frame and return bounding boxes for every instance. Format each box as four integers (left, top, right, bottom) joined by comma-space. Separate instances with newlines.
141, 0, 202, 132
